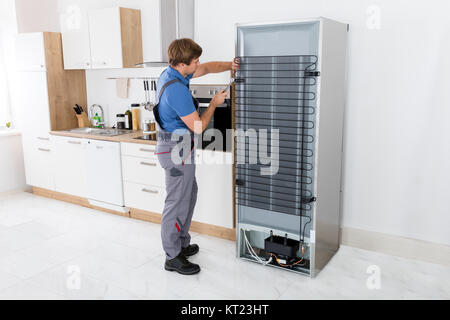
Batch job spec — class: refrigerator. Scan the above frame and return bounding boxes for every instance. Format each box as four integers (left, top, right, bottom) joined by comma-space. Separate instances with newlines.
234, 18, 348, 277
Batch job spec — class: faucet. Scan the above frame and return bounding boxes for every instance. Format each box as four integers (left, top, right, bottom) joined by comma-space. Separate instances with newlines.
89, 104, 106, 128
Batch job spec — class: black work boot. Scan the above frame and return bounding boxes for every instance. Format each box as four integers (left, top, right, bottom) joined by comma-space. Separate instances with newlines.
164, 254, 200, 275
181, 244, 199, 257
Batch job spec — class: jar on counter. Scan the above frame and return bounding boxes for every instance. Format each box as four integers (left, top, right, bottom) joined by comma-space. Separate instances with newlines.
143, 118, 156, 133
116, 114, 126, 129
124, 107, 132, 130
131, 104, 141, 131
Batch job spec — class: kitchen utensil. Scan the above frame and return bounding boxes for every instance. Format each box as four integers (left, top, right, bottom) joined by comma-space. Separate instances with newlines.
146, 80, 152, 110
142, 80, 150, 110
149, 80, 158, 109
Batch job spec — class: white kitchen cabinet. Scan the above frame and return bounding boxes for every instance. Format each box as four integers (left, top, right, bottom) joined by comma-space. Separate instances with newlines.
121, 142, 157, 159
121, 143, 234, 228
88, 7, 123, 69
21, 135, 55, 191
84, 139, 125, 208
61, 7, 143, 70
122, 156, 164, 187
15, 71, 51, 136
123, 181, 166, 214
121, 142, 165, 214
53, 136, 87, 198
15, 33, 46, 72
60, 10, 92, 70
16, 32, 86, 191
194, 150, 234, 229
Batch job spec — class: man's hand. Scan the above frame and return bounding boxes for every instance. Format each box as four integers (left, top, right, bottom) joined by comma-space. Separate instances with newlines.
231, 58, 240, 73
211, 89, 228, 107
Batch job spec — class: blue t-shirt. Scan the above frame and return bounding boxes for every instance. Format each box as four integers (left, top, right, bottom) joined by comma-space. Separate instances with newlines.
156, 66, 196, 133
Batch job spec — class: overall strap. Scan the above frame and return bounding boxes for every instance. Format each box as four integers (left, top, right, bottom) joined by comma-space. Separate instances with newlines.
153, 78, 182, 132
157, 78, 182, 103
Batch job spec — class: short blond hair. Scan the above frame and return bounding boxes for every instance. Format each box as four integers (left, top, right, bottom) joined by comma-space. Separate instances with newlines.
168, 38, 203, 67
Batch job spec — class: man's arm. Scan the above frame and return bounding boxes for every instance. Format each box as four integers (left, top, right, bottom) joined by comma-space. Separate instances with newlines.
180, 90, 228, 134
192, 61, 232, 78
192, 58, 239, 78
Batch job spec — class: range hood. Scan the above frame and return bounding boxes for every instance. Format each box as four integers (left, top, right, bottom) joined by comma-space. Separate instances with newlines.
135, 0, 195, 67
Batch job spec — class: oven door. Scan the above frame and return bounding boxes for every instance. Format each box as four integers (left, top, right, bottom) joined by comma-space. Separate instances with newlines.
197, 100, 232, 152
198, 103, 215, 132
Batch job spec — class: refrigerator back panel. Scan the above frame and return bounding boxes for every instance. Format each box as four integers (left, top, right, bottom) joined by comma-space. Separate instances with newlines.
235, 22, 320, 244
234, 18, 348, 276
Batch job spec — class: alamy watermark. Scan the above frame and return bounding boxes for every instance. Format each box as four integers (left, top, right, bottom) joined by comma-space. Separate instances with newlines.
164, 121, 280, 176
366, 265, 381, 290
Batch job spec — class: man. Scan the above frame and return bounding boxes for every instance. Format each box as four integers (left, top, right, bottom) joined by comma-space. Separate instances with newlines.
154, 38, 239, 275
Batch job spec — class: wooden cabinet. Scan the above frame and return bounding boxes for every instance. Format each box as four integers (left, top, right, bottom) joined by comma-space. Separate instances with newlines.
62, 7, 143, 70
53, 136, 87, 198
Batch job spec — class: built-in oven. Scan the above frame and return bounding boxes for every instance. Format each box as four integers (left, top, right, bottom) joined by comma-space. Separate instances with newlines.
190, 84, 232, 152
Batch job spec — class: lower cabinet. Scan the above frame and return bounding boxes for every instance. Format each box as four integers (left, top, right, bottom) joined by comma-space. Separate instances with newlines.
52, 136, 87, 198
194, 150, 234, 229
22, 133, 56, 191
121, 145, 234, 229
123, 181, 166, 214
121, 142, 166, 214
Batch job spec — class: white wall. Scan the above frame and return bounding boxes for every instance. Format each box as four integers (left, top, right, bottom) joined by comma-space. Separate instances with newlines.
193, 0, 450, 245
12, 0, 450, 245
15, 0, 60, 33
0, 134, 27, 193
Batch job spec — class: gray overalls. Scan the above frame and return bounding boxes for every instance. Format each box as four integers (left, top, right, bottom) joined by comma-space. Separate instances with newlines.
153, 79, 198, 260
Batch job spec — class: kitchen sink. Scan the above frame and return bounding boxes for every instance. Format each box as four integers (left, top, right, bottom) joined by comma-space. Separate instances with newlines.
67, 128, 131, 137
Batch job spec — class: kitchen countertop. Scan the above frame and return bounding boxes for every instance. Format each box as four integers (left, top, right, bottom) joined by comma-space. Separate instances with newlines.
49, 129, 157, 145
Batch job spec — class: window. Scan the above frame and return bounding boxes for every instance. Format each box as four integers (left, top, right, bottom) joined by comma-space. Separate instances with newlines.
0, 47, 12, 129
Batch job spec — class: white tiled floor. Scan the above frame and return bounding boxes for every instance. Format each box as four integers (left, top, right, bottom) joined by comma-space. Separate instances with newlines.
0, 191, 449, 300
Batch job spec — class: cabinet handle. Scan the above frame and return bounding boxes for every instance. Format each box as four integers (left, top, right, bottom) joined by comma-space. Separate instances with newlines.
96, 146, 103, 149
140, 161, 156, 167
38, 148, 50, 152
68, 140, 81, 145
37, 137, 50, 141
142, 188, 158, 194
139, 148, 155, 153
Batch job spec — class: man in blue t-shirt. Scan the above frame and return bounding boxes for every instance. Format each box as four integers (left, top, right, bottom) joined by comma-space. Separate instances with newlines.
155, 38, 239, 275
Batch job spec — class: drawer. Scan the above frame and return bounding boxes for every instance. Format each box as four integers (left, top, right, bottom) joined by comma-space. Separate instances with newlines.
122, 155, 165, 187
124, 181, 166, 214
121, 142, 157, 159
23, 133, 53, 148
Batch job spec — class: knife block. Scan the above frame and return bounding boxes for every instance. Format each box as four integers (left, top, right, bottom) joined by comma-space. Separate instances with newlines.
76, 112, 91, 128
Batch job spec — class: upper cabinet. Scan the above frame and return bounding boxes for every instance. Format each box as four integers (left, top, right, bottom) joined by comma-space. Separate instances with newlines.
15, 32, 87, 132
61, 7, 143, 70
59, 9, 91, 70
15, 33, 47, 71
